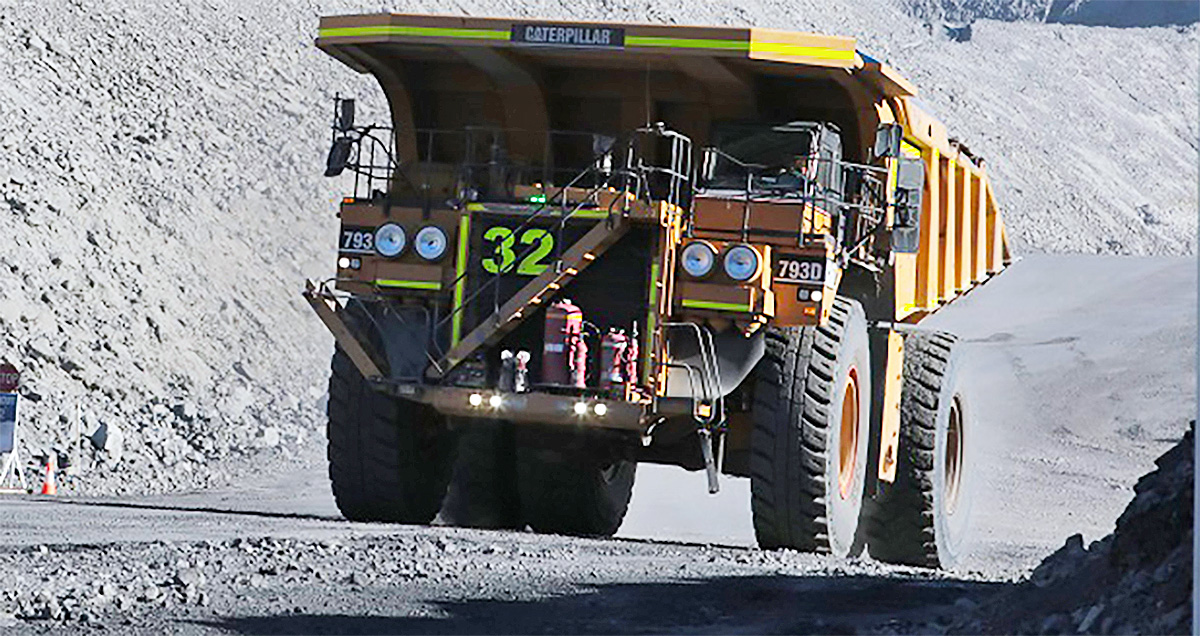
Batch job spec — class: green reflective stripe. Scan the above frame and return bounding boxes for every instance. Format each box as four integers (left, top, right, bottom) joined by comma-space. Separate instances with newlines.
451, 215, 471, 346
626, 36, 749, 51
319, 25, 510, 40
376, 279, 442, 290
569, 209, 610, 218
644, 261, 659, 385
465, 201, 608, 219
318, 26, 851, 61
681, 298, 752, 312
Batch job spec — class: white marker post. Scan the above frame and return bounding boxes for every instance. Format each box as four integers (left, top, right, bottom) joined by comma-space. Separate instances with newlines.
0, 363, 25, 493
65, 403, 83, 477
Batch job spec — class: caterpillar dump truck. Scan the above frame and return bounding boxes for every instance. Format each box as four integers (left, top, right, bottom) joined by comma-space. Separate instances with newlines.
305, 13, 1011, 568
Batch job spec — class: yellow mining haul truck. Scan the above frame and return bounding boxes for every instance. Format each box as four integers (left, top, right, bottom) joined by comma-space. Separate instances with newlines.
304, 13, 1011, 568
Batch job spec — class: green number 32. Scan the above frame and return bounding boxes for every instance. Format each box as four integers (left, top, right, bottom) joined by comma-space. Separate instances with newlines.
481, 227, 554, 275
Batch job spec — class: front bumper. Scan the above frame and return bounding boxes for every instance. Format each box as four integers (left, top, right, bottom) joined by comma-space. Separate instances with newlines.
304, 279, 659, 432
388, 384, 646, 430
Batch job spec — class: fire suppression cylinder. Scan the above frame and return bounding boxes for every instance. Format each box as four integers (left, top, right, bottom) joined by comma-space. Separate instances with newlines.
543, 300, 587, 387
623, 334, 639, 386
600, 329, 640, 391
600, 330, 628, 390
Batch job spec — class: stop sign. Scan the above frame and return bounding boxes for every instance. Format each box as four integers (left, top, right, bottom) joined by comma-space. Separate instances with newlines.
0, 363, 18, 393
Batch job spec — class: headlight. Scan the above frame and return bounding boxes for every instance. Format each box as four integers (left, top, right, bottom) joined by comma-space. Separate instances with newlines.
374, 223, 406, 257
681, 242, 717, 278
414, 226, 448, 261
723, 245, 761, 282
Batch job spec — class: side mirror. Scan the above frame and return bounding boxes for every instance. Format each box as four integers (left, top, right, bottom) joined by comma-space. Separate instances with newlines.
336, 98, 356, 132
896, 156, 924, 192
873, 123, 902, 160
699, 147, 718, 184
892, 157, 924, 253
324, 136, 354, 177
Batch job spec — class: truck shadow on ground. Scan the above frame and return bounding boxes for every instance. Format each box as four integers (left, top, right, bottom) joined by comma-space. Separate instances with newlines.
41, 498, 344, 523
193, 574, 1003, 635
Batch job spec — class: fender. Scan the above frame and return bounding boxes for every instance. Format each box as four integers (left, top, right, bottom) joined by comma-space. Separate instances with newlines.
663, 327, 765, 400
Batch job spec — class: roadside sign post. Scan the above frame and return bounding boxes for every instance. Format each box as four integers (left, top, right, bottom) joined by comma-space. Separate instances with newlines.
0, 362, 26, 493
65, 403, 84, 477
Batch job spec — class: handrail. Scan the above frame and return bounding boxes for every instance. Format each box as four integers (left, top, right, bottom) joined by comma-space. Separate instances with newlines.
425, 123, 692, 380
432, 124, 690, 339
695, 150, 890, 249
431, 153, 631, 337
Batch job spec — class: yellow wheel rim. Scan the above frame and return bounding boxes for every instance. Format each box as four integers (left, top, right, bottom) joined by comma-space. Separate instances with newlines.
944, 397, 964, 515
838, 367, 860, 500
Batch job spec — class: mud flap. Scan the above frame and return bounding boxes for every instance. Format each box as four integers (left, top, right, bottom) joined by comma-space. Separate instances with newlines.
373, 306, 433, 383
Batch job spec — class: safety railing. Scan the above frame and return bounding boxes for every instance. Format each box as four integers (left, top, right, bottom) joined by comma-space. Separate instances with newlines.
695, 148, 889, 258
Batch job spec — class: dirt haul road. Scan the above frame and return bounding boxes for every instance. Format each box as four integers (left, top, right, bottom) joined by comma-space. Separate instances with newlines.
0, 254, 1193, 634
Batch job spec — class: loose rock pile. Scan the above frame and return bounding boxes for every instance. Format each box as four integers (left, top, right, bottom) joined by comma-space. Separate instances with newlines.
0, 0, 386, 495
952, 423, 1193, 634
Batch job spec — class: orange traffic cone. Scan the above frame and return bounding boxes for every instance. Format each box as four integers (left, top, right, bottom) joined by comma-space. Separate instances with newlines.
39, 454, 57, 496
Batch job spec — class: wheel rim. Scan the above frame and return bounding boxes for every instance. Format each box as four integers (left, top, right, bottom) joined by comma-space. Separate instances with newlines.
944, 396, 964, 515
838, 367, 860, 500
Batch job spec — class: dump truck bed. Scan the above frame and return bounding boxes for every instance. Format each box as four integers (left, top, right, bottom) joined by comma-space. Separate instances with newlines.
316, 13, 1009, 323
318, 14, 863, 70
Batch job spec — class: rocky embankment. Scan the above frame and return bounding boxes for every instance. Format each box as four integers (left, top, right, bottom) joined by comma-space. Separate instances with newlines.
949, 423, 1193, 634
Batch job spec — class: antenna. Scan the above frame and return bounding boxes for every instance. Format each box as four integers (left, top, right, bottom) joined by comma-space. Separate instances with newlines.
643, 61, 652, 127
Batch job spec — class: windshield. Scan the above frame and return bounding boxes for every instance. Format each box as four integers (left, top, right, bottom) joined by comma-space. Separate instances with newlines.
705, 123, 817, 194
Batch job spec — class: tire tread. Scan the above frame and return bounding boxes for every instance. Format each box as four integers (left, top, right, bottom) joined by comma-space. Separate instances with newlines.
750, 297, 861, 552
867, 331, 959, 567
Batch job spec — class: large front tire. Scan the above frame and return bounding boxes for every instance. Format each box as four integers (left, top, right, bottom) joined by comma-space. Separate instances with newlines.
516, 434, 636, 537
327, 348, 455, 523
440, 421, 524, 529
867, 331, 975, 569
750, 297, 872, 556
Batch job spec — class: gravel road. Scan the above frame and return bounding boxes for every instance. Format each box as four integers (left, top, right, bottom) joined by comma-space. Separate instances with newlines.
0, 254, 1191, 633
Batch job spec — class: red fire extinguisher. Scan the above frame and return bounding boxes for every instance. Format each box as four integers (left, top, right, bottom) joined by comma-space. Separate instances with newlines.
600, 330, 628, 390
543, 300, 587, 387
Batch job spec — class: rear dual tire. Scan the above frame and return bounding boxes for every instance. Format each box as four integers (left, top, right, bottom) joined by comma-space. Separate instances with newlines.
516, 440, 636, 537
440, 422, 524, 529
450, 428, 636, 536
867, 331, 975, 569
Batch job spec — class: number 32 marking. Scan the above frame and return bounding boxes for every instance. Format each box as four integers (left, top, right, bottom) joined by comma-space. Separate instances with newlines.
482, 227, 554, 275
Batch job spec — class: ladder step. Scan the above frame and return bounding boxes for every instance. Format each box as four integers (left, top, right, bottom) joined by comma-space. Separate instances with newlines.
428, 215, 630, 379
